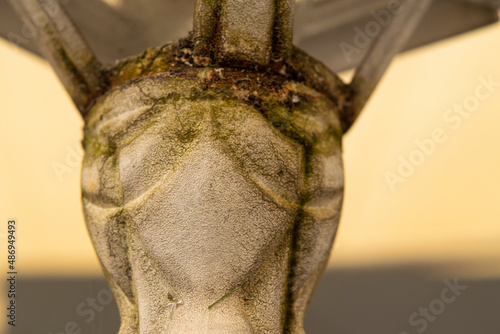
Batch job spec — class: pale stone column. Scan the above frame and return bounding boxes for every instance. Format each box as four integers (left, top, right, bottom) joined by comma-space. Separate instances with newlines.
82, 51, 346, 333
193, 0, 294, 65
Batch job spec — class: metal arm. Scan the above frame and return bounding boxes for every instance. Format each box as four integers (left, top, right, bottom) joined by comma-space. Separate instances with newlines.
7, 0, 105, 115
346, 0, 435, 131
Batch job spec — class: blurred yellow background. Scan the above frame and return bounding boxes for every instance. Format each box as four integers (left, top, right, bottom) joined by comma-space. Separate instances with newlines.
0, 23, 499, 281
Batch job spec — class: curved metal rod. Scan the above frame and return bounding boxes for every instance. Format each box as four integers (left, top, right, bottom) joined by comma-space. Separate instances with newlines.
346, 0, 435, 132
7, 0, 105, 116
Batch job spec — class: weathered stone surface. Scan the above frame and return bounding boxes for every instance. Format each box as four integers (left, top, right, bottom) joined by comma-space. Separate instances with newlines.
82, 59, 344, 332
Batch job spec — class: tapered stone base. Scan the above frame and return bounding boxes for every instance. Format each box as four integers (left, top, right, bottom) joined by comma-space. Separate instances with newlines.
81, 49, 345, 332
